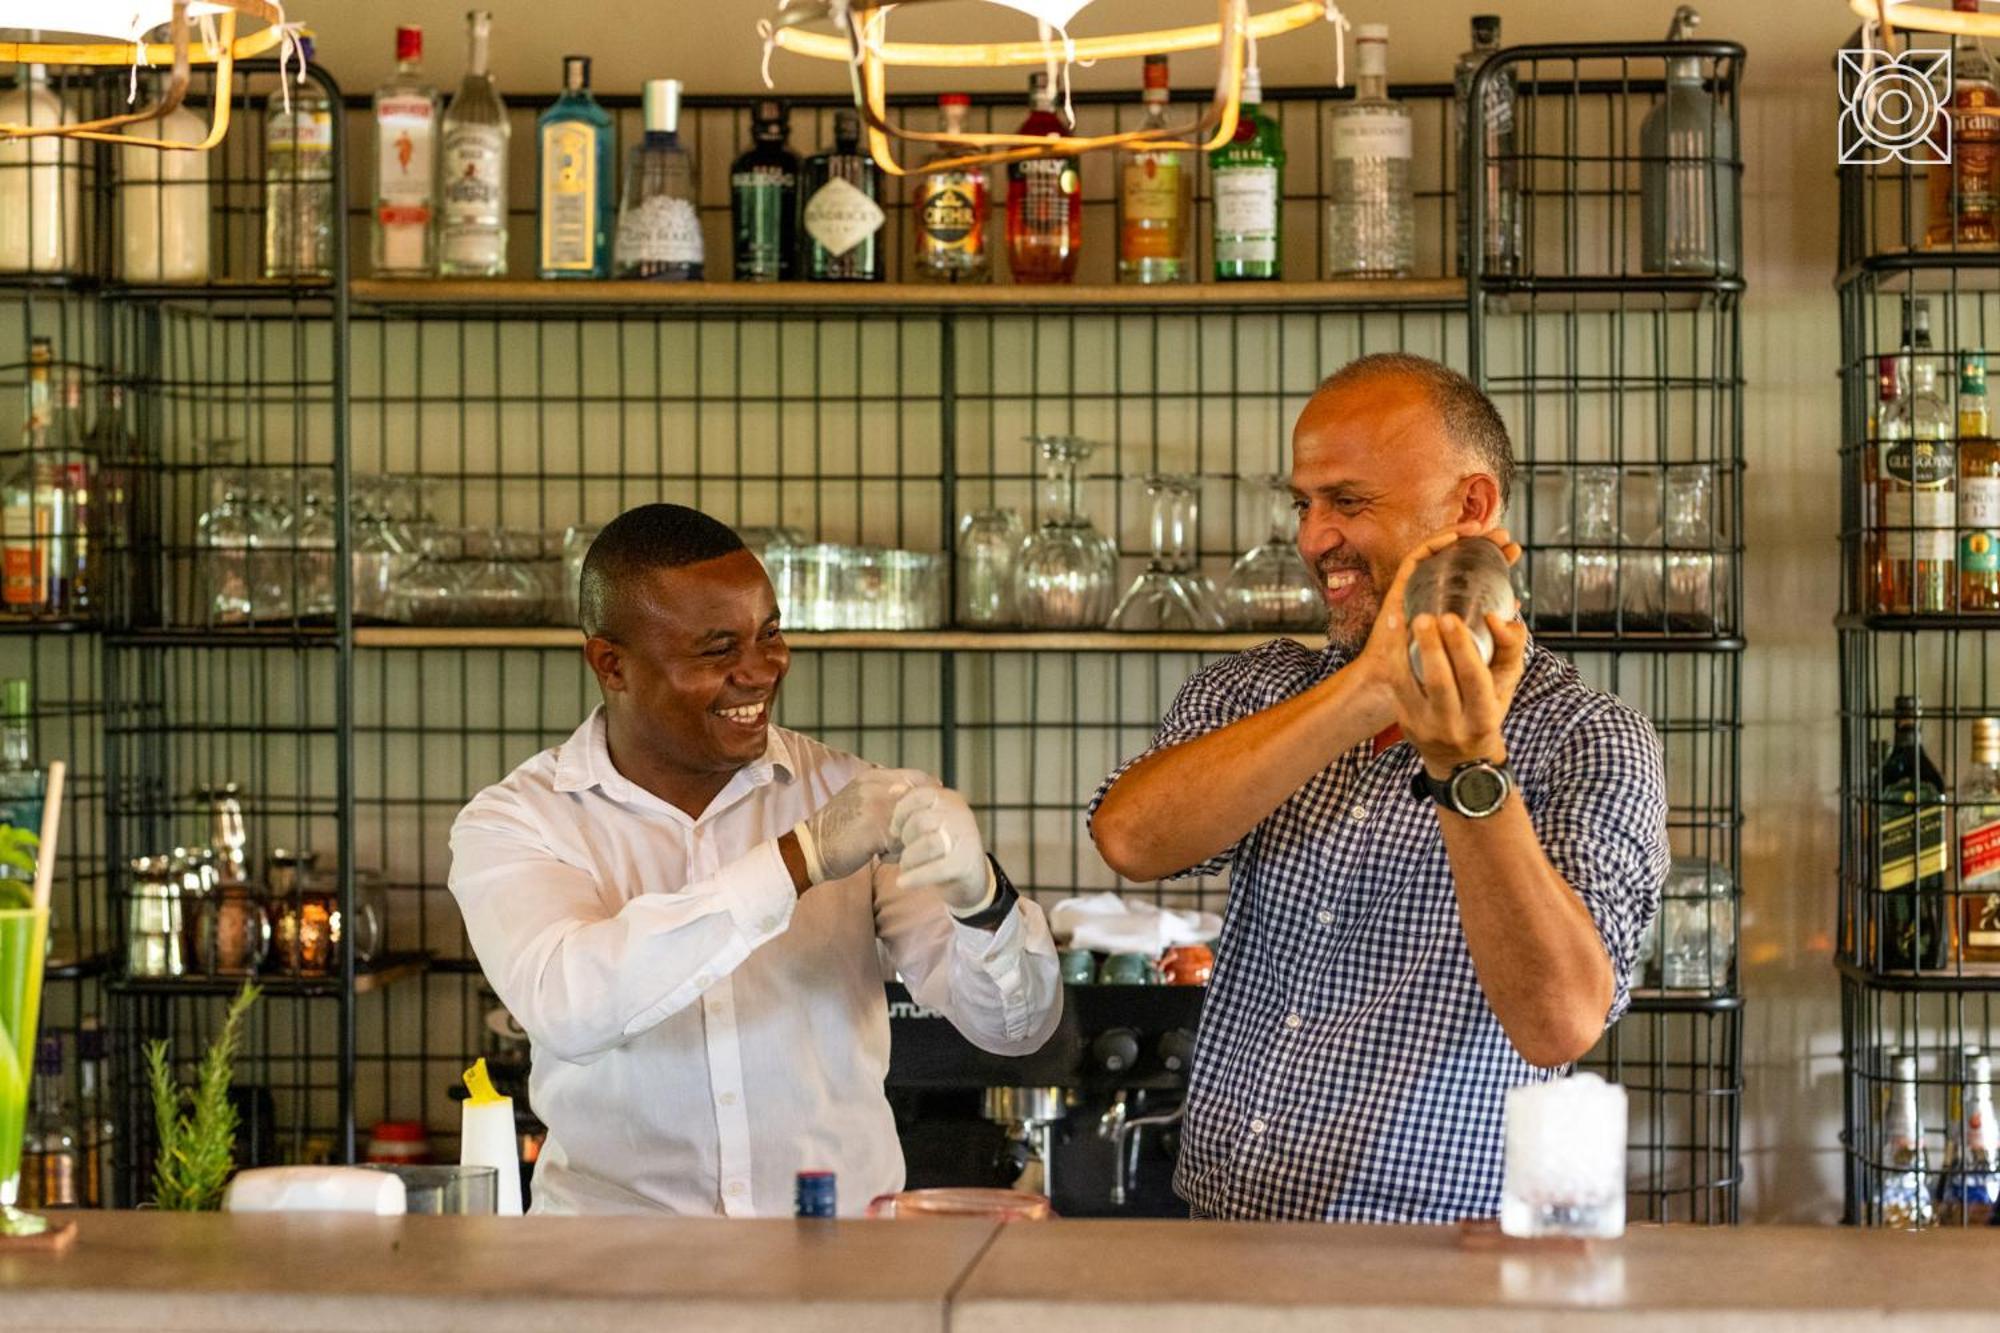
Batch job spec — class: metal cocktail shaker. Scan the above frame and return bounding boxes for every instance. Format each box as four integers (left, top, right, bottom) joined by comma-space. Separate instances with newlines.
1403, 538, 1518, 683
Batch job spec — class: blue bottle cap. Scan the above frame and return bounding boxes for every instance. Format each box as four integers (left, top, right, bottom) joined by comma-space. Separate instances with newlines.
795, 1169, 837, 1218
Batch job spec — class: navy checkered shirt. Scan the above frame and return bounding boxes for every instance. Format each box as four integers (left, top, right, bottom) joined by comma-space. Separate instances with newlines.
1088, 637, 1668, 1223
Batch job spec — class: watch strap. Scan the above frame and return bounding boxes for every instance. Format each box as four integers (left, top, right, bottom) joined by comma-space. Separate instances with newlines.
953, 855, 1020, 930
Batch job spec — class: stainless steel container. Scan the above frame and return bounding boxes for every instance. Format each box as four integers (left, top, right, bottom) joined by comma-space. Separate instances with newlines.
1403, 538, 1518, 684
126, 854, 185, 978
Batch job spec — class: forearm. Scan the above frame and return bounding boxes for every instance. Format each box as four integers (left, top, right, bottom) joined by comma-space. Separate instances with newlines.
1093, 663, 1389, 881
1439, 798, 1615, 1068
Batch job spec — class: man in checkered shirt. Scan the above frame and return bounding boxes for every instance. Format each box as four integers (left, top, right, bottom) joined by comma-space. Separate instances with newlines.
1090, 353, 1668, 1223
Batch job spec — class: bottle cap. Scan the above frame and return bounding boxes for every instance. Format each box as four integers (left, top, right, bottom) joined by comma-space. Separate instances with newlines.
1472, 15, 1501, 43
833, 106, 861, 143
939, 92, 971, 108
754, 97, 786, 125
1143, 53, 1169, 99
1894, 693, 1923, 717
563, 55, 590, 92
1976, 717, 2000, 761
395, 25, 422, 63
643, 79, 683, 135
2, 678, 29, 719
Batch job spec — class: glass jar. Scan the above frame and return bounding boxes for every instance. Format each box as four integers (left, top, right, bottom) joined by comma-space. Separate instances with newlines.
196, 881, 271, 977
125, 855, 185, 979
1661, 857, 1736, 991
957, 509, 1023, 628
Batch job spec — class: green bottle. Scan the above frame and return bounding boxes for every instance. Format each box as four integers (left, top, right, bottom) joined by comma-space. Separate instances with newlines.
1211, 63, 1284, 281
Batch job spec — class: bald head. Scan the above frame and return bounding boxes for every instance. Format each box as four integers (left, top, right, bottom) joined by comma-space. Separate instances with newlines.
1312, 353, 1514, 505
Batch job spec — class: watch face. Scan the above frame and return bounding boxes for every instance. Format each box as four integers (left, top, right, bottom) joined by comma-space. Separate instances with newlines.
1451, 765, 1508, 814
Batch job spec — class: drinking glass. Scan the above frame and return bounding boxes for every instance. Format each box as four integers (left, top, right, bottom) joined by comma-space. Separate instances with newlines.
562, 523, 600, 627
390, 527, 467, 626
798, 543, 846, 630
125, 853, 186, 979
197, 441, 254, 626
1522, 465, 1573, 629
957, 509, 1023, 628
843, 546, 887, 629
1224, 475, 1321, 631
353, 476, 417, 624
1661, 857, 1736, 991
0, 905, 49, 1236
246, 468, 297, 621
1016, 435, 1116, 629
361, 1163, 499, 1215
292, 468, 338, 620
457, 529, 544, 626
1500, 1072, 1627, 1239
352, 869, 389, 964
1564, 466, 1623, 632
1664, 463, 1732, 635
881, 550, 945, 630
1112, 474, 1226, 631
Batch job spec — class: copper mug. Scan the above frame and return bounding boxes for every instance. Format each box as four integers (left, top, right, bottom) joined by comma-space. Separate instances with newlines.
1160, 944, 1214, 986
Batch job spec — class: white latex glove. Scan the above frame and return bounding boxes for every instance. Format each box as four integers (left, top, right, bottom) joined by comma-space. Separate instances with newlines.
793, 768, 935, 885
890, 784, 995, 915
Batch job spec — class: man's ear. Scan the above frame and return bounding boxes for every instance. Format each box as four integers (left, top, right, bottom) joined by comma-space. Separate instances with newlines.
1456, 473, 1502, 528
583, 635, 625, 693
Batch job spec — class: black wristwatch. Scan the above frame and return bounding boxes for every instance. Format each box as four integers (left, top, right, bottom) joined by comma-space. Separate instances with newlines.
953, 855, 1020, 930
1410, 758, 1515, 819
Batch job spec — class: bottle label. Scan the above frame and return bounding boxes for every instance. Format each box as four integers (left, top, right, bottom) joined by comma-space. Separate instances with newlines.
1332, 111, 1413, 162
732, 167, 793, 279
269, 109, 333, 158
803, 176, 885, 259
1964, 814, 2000, 885
1954, 105, 2000, 217
376, 97, 436, 224
1964, 475, 2000, 572
1882, 798, 1949, 891
540, 121, 600, 272
441, 126, 506, 224
1120, 152, 1185, 260
917, 174, 985, 254
2, 492, 45, 607
1883, 439, 1957, 561
1010, 156, 1082, 234
1213, 164, 1280, 262
615, 196, 705, 266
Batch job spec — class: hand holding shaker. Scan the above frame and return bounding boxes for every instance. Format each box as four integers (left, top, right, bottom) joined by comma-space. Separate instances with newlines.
1403, 537, 1519, 684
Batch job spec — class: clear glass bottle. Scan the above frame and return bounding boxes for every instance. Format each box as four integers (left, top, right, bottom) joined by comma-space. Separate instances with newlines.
263, 38, 335, 280
75, 1018, 115, 1208
1006, 73, 1082, 284
1454, 14, 1519, 278
1117, 55, 1191, 284
1879, 306, 1955, 615
1927, 0, 2000, 250
1640, 5, 1738, 276
19, 1035, 78, 1210
439, 10, 509, 277
3, 339, 88, 617
0, 63, 79, 274
373, 24, 441, 277
614, 79, 705, 281
913, 95, 990, 284
1959, 718, 2000, 965
119, 73, 210, 283
1881, 1051, 1936, 1228
88, 382, 149, 626
1211, 62, 1283, 281
800, 109, 885, 282
1939, 1047, 2000, 1224
196, 442, 253, 625
1328, 24, 1413, 278
537, 56, 614, 280
1877, 696, 1952, 973
1960, 353, 2000, 609
732, 99, 799, 282
0, 678, 44, 897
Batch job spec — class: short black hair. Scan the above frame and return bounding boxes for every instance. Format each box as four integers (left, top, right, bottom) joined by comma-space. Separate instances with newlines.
1318, 353, 1516, 504
578, 503, 747, 638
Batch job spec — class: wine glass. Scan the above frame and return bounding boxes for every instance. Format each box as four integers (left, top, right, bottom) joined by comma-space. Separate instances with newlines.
458, 529, 543, 626
1664, 463, 1730, 634
1111, 474, 1225, 631
1015, 435, 1117, 629
1224, 475, 1321, 631
957, 509, 1023, 628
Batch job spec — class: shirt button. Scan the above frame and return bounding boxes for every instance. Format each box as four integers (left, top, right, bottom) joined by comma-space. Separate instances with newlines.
718, 1092, 738, 1107
1350, 804, 1369, 823
759, 916, 778, 932
1316, 910, 1333, 926
1284, 1013, 1302, 1030
726, 1180, 747, 1196
694, 973, 713, 989
1249, 1118, 1268, 1135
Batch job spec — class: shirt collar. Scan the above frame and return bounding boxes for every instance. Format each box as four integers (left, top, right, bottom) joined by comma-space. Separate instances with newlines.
551, 707, 799, 809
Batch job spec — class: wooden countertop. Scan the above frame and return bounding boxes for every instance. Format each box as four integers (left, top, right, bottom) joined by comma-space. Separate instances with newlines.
4, 1212, 1995, 1332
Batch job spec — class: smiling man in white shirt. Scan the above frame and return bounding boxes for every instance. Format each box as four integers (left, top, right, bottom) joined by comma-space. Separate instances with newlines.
449, 503, 1063, 1216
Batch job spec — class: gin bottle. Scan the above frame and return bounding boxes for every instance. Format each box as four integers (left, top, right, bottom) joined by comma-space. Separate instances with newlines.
372, 24, 440, 277
913, 95, 989, 283
263, 38, 335, 280
1211, 61, 1283, 281
613, 79, 704, 281
439, 10, 509, 277
1328, 24, 1412, 278
1455, 14, 1518, 277
801, 109, 885, 282
732, 99, 799, 282
1639, 6, 1738, 275
537, 56, 615, 279
1006, 73, 1082, 283
1117, 55, 1191, 284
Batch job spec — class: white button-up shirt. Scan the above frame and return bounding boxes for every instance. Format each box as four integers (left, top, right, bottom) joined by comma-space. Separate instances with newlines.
448, 708, 1064, 1218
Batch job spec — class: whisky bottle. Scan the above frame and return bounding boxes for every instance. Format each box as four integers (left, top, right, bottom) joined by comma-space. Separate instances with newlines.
1961, 353, 2000, 609
1927, 0, 2000, 250
1960, 718, 2000, 965
1876, 695, 1952, 973
1877, 301, 1955, 614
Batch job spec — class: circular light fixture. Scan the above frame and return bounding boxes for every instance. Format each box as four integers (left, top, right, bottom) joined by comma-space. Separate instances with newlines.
1848, 0, 2000, 38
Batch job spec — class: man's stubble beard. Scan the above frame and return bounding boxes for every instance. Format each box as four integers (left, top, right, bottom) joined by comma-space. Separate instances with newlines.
1325, 583, 1383, 658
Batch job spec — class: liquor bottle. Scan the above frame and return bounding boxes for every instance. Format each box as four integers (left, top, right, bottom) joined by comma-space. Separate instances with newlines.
1117, 55, 1191, 284
1455, 14, 1519, 278
3, 339, 88, 616
912, 95, 989, 284
1939, 1047, 2000, 1224
373, 24, 441, 277
262, 37, 335, 280
1877, 302, 1955, 614
1328, 24, 1413, 279
0, 63, 79, 274
1960, 718, 2000, 965
613, 80, 704, 281
1006, 73, 1082, 284
1881, 1051, 1935, 1228
732, 99, 800, 282
1962, 353, 2000, 610
89, 381, 149, 625
0, 678, 44, 894
800, 109, 885, 282
75, 1018, 116, 1208
439, 10, 509, 278
537, 56, 615, 280
1211, 61, 1283, 281
1926, 0, 2000, 250
1876, 695, 1952, 972
19, 1034, 79, 1209
1640, 6, 1739, 276
118, 72, 210, 283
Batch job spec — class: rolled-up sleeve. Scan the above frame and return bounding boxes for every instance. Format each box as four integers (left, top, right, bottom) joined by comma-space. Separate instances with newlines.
1533, 698, 1671, 1027
449, 787, 800, 1064
873, 861, 1063, 1055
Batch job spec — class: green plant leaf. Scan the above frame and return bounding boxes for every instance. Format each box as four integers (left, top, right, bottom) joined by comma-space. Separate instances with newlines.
145, 982, 260, 1210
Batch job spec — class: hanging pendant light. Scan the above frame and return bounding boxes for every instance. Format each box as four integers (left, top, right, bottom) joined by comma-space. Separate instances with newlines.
763, 0, 1346, 176
0, 0, 296, 150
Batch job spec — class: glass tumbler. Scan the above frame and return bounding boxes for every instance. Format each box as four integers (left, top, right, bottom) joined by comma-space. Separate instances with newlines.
957, 509, 1023, 628
1664, 463, 1731, 635
1661, 857, 1736, 991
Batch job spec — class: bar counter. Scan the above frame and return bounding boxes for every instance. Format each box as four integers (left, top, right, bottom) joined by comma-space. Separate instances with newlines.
1, 1212, 1987, 1332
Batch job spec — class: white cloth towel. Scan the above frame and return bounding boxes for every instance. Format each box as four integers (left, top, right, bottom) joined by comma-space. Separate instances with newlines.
1047, 893, 1221, 955
223, 1165, 407, 1215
